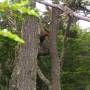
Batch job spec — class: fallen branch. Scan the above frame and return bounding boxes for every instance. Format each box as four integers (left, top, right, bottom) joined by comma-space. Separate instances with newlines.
36, 0, 90, 22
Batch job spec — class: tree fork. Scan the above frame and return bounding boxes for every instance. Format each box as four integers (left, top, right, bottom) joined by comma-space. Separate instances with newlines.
35, 0, 90, 22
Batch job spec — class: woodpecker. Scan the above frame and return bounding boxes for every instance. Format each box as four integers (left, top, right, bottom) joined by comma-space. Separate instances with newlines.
37, 29, 49, 60
40, 29, 49, 46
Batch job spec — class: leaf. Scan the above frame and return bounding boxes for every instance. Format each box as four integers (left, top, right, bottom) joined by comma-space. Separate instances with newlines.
0, 1, 39, 17
18, 7, 39, 17
18, 7, 29, 14
28, 9, 39, 17
0, 29, 25, 43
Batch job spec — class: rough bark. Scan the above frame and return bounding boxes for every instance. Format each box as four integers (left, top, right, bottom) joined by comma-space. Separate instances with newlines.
49, 7, 61, 90
9, 16, 39, 90
9, 44, 20, 90
17, 16, 38, 90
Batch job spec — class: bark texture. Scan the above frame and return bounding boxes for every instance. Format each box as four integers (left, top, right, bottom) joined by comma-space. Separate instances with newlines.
9, 16, 39, 90
49, 8, 61, 90
17, 16, 38, 90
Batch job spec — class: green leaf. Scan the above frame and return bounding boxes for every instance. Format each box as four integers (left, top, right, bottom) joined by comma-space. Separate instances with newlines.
18, 7, 30, 14
0, 29, 25, 43
18, 7, 39, 17
28, 9, 39, 17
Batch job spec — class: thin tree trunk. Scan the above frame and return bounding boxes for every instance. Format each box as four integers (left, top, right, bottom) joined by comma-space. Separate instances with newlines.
49, 7, 62, 90
60, 16, 72, 71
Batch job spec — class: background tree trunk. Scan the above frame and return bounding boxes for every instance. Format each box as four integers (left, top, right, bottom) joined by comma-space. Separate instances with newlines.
60, 16, 73, 71
49, 7, 62, 90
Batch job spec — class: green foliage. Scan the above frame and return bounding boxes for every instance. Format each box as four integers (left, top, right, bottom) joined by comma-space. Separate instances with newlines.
0, 29, 24, 43
61, 31, 90, 90
10, 0, 28, 10
0, 0, 39, 17
0, 0, 90, 90
0, 0, 40, 89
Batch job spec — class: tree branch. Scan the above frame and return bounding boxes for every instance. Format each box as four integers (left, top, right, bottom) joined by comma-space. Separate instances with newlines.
37, 66, 51, 90
36, 0, 90, 22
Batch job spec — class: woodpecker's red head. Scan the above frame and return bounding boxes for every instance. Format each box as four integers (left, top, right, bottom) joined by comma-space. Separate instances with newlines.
40, 30, 49, 45
44, 30, 49, 37
44, 31, 49, 36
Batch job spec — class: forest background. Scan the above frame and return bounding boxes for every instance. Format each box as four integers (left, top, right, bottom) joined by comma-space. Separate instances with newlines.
0, 0, 90, 90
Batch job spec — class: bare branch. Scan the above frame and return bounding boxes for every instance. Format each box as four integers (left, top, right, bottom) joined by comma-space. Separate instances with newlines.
37, 66, 51, 90
36, 0, 90, 22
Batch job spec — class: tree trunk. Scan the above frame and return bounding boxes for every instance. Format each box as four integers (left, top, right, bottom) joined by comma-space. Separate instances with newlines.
60, 16, 72, 71
17, 16, 39, 90
49, 7, 62, 90
9, 16, 39, 90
